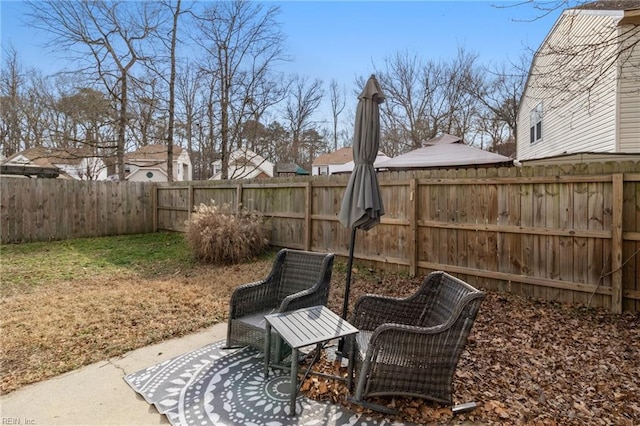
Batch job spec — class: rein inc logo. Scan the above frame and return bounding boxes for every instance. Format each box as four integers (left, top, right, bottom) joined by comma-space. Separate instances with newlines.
2, 419, 36, 425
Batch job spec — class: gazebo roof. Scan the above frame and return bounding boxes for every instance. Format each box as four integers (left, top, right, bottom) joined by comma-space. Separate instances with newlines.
377, 134, 514, 170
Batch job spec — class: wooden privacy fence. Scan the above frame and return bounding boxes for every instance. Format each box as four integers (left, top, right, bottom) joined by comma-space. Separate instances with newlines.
1, 178, 155, 243
1, 162, 637, 312
156, 162, 640, 313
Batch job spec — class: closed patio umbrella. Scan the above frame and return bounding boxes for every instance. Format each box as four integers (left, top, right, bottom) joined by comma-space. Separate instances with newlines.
338, 75, 386, 321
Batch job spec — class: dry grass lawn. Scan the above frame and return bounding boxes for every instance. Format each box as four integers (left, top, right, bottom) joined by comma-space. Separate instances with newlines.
1, 233, 639, 425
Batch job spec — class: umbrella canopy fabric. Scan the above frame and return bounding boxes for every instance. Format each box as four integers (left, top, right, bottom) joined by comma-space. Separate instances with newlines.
339, 75, 386, 232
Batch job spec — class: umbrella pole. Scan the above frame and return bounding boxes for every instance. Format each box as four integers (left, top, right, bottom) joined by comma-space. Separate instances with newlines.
342, 226, 357, 320
337, 226, 357, 356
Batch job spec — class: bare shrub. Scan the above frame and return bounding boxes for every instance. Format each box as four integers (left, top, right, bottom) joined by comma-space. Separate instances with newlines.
185, 202, 270, 264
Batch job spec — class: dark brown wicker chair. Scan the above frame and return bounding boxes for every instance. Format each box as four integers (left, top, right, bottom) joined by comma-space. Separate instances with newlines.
346, 271, 485, 413
225, 249, 335, 361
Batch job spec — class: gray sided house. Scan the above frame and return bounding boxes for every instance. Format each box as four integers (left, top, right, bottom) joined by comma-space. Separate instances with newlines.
517, 1, 640, 161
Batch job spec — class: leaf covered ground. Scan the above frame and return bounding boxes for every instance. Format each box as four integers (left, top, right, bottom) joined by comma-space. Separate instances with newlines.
315, 272, 640, 425
1, 235, 639, 425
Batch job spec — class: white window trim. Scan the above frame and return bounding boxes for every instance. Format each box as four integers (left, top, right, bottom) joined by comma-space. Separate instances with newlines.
530, 102, 543, 144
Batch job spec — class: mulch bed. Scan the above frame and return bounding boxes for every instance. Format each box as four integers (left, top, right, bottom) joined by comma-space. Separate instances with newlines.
307, 272, 640, 425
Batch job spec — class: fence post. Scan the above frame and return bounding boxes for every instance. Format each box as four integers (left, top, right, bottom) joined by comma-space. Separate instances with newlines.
188, 184, 194, 220
409, 178, 418, 277
236, 183, 243, 212
611, 173, 623, 314
152, 183, 158, 232
305, 181, 312, 251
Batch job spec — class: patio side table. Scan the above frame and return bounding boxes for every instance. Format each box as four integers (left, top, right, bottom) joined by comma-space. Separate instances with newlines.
264, 305, 358, 416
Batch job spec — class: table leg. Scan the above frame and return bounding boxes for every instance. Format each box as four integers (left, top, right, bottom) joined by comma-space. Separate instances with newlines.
264, 323, 271, 379
346, 335, 354, 391
290, 347, 298, 416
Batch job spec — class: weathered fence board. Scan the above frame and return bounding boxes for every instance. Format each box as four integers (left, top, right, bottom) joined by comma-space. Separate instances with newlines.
1, 178, 154, 243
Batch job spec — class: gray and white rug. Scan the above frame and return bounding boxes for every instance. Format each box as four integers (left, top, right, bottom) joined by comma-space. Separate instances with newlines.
124, 341, 405, 426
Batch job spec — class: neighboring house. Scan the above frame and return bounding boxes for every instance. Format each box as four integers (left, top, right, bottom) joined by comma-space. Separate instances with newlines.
3, 147, 108, 180
330, 152, 391, 175
376, 134, 514, 171
517, 1, 640, 161
210, 149, 274, 180
275, 163, 309, 177
123, 145, 192, 182
311, 147, 353, 176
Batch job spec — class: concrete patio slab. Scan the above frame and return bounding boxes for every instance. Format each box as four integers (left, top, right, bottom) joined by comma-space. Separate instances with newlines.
0, 323, 227, 426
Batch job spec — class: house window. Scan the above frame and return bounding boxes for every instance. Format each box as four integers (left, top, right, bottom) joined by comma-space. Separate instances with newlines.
317, 166, 329, 176
529, 102, 543, 144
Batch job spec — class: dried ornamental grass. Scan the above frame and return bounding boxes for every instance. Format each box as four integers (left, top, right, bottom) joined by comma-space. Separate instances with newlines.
184, 201, 270, 264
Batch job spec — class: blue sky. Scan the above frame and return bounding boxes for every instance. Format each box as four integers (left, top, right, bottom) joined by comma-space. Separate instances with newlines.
1, 1, 562, 124
275, 1, 560, 84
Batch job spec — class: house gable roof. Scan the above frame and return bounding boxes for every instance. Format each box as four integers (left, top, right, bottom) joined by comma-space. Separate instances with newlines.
517, 0, 638, 119
126, 144, 184, 164
5, 147, 94, 166
210, 148, 274, 180
312, 147, 353, 166
2, 147, 104, 179
576, 1, 640, 11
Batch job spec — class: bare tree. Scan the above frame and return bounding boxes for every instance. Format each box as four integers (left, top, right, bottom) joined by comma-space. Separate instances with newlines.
373, 51, 435, 152
467, 57, 527, 154
298, 127, 328, 170
283, 74, 324, 164
129, 75, 167, 147
142, 0, 187, 182
165, 0, 181, 181
27, 1, 161, 180
175, 60, 201, 173
329, 79, 346, 151
373, 47, 485, 155
263, 120, 289, 165
0, 53, 55, 154
22, 73, 53, 150
0, 47, 25, 156
55, 87, 113, 150
193, 0, 288, 179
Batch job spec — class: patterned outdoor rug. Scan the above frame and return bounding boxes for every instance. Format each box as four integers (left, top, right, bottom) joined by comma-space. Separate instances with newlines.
124, 340, 405, 426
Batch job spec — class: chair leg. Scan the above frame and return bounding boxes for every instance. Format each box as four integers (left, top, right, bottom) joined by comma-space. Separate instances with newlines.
222, 344, 243, 350
346, 396, 398, 415
347, 355, 398, 414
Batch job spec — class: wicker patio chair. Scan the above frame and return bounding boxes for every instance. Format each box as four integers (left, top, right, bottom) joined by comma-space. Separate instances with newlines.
346, 271, 485, 413
225, 249, 335, 361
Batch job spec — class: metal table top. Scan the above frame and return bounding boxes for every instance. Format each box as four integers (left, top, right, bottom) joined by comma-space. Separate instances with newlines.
265, 305, 358, 349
